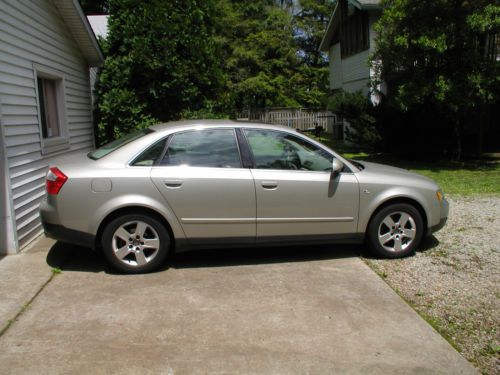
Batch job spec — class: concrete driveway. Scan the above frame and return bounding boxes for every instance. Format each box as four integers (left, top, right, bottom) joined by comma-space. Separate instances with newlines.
0, 237, 477, 374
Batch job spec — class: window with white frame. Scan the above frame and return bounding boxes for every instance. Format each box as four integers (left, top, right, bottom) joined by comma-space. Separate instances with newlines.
34, 65, 69, 154
37, 77, 61, 138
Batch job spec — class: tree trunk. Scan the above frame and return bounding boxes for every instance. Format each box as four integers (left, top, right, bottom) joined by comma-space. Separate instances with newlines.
453, 115, 462, 161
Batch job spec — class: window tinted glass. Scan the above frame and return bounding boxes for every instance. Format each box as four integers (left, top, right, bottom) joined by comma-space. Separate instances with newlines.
88, 129, 153, 160
161, 129, 241, 168
244, 129, 333, 171
132, 139, 167, 166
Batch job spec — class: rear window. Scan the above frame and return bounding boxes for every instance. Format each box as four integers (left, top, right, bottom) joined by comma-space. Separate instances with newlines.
88, 129, 154, 160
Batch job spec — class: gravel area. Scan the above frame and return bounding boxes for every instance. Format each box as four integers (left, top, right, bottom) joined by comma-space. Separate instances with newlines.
364, 196, 500, 375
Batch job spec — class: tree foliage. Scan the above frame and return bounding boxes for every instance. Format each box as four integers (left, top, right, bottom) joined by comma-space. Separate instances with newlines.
79, 0, 109, 14
94, 0, 223, 144
217, 0, 301, 109
371, 0, 500, 157
215, 0, 334, 110
328, 91, 381, 149
293, 0, 336, 108
93, 0, 336, 144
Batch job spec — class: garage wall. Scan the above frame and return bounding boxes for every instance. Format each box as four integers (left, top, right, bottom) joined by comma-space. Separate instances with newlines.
0, 0, 95, 250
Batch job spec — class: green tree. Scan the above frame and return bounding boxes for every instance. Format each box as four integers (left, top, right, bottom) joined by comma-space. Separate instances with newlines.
371, 0, 500, 159
216, 0, 303, 110
328, 91, 381, 148
79, 0, 109, 14
94, 0, 223, 144
292, 0, 336, 107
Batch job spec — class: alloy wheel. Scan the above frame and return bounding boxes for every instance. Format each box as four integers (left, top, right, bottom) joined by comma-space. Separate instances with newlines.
377, 211, 416, 252
111, 220, 160, 267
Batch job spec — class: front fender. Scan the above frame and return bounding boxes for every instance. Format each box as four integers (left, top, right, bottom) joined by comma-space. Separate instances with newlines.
357, 186, 438, 234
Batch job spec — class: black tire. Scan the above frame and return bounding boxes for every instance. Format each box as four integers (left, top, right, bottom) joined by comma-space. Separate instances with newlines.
367, 203, 424, 259
102, 214, 170, 274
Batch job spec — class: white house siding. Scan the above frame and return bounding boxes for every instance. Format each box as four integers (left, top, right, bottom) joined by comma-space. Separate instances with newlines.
0, 0, 95, 251
328, 43, 343, 90
340, 49, 371, 95
368, 11, 379, 53
326, 11, 380, 96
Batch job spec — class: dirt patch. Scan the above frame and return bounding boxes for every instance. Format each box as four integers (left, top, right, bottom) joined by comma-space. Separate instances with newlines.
365, 196, 500, 374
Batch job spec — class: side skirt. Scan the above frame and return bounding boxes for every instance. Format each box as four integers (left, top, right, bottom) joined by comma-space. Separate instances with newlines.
175, 233, 364, 253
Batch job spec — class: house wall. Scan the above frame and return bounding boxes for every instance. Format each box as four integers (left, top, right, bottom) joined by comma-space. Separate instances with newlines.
327, 9, 381, 96
340, 49, 371, 94
328, 43, 343, 90
0, 0, 95, 252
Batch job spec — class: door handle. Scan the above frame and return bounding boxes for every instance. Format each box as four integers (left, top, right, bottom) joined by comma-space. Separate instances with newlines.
261, 181, 278, 189
164, 179, 183, 188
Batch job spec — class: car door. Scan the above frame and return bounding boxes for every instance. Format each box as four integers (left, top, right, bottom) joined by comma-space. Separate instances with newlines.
243, 129, 359, 242
150, 128, 256, 244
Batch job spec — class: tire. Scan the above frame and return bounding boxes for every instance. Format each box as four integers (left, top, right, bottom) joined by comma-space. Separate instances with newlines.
102, 214, 170, 273
367, 203, 424, 259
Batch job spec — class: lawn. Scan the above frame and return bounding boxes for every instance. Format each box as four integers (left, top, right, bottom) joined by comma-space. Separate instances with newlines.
314, 135, 500, 196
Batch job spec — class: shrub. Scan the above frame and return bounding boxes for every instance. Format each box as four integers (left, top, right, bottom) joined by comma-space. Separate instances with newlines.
327, 91, 381, 149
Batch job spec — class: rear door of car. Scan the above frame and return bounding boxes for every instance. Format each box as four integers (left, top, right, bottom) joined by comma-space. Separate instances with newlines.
150, 128, 256, 245
241, 128, 359, 242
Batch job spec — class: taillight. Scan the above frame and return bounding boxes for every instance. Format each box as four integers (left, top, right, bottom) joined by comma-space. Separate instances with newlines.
46, 167, 68, 195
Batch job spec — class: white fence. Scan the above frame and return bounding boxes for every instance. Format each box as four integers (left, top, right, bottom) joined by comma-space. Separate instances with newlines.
236, 108, 344, 139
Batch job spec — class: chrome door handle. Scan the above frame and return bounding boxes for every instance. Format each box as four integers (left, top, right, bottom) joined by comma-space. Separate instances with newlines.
164, 179, 183, 188
261, 181, 278, 189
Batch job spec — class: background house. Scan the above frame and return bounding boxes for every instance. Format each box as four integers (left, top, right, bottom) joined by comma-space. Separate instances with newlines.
319, 0, 381, 97
0, 0, 103, 254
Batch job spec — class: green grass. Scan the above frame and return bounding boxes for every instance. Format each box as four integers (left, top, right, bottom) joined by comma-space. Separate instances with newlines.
314, 135, 500, 196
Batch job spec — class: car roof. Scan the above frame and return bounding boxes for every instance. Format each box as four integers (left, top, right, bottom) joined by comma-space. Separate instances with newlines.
149, 119, 295, 133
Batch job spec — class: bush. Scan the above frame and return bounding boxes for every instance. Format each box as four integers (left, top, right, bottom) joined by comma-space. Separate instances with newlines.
327, 91, 381, 149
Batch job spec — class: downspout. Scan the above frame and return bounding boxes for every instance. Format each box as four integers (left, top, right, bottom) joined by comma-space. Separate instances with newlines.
0, 96, 19, 254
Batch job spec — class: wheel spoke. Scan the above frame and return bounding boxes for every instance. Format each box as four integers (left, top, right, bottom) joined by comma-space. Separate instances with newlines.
379, 232, 393, 245
393, 237, 403, 251
135, 250, 148, 266
134, 222, 148, 237
399, 213, 411, 227
382, 216, 396, 229
115, 245, 130, 259
114, 227, 131, 242
143, 238, 159, 250
402, 228, 415, 240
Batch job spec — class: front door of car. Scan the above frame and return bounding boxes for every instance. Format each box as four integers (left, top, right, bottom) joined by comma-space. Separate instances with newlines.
243, 129, 359, 242
150, 128, 256, 244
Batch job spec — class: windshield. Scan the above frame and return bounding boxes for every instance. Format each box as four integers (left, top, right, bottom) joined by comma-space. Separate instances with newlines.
88, 129, 154, 160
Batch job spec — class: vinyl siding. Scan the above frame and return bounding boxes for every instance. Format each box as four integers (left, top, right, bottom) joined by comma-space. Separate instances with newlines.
341, 49, 370, 94
327, 10, 380, 96
0, 0, 94, 249
328, 43, 343, 90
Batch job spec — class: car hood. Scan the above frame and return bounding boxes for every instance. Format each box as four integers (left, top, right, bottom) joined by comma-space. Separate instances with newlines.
353, 160, 438, 189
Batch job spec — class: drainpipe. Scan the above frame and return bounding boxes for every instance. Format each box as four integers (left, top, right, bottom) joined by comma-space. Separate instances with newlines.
0, 98, 19, 254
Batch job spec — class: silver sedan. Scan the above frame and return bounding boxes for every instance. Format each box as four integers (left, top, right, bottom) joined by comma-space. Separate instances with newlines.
40, 120, 449, 273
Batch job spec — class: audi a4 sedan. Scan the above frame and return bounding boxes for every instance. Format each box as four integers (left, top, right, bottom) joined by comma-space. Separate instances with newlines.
40, 120, 448, 273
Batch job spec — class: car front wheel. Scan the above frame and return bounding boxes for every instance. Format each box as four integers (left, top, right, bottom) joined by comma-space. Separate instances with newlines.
367, 203, 424, 258
102, 214, 170, 273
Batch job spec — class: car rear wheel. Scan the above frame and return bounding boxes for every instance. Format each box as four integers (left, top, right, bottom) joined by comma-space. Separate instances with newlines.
367, 203, 423, 258
102, 214, 170, 273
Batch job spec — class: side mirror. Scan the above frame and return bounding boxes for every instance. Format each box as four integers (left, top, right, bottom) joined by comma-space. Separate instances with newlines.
331, 158, 343, 177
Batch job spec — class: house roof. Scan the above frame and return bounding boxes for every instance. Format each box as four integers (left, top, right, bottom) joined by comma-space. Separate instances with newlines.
52, 0, 104, 67
319, 0, 381, 51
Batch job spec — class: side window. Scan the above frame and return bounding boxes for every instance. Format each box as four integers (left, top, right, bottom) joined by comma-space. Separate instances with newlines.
131, 139, 167, 166
244, 129, 333, 171
161, 129, 241, 168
